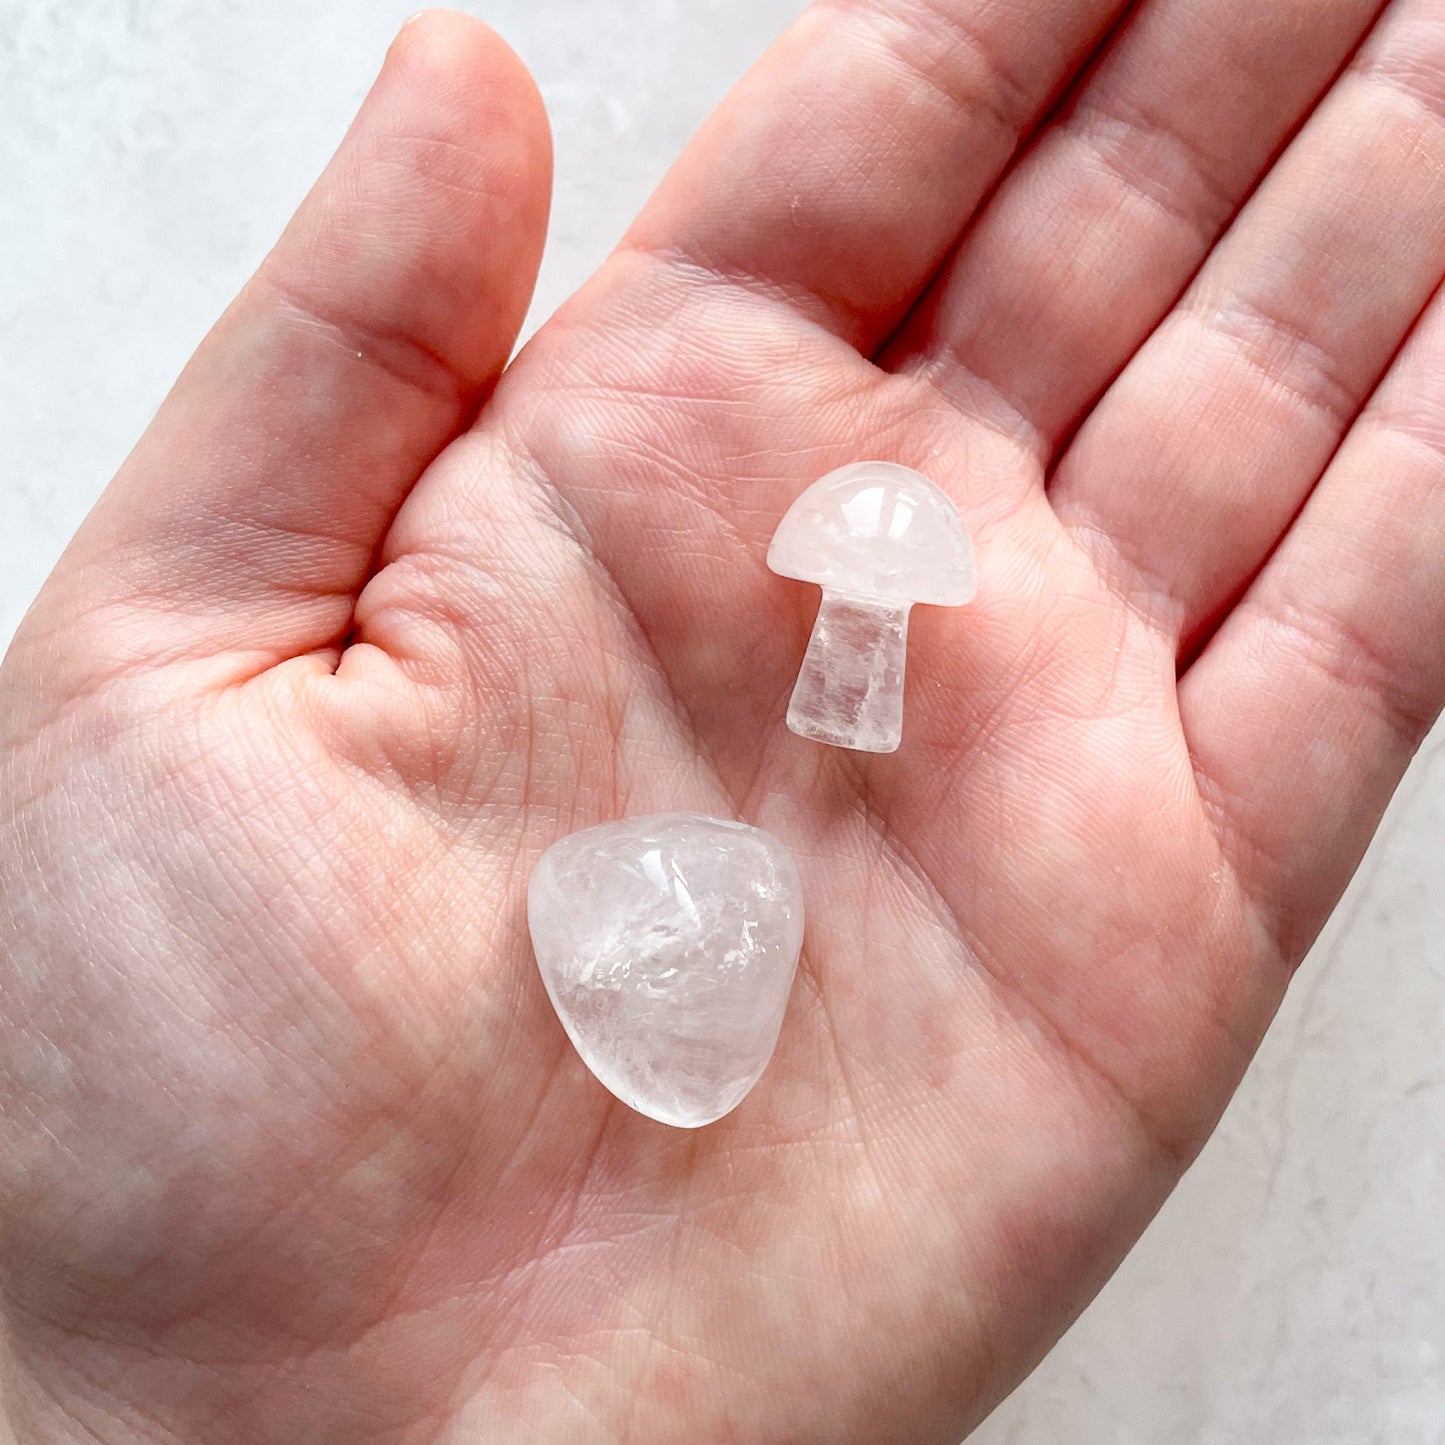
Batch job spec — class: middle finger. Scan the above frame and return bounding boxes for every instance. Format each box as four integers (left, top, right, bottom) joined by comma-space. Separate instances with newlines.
882, 0, 1384, 450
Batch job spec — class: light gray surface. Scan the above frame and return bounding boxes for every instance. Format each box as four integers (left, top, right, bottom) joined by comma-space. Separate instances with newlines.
1, 2, 1441, 1440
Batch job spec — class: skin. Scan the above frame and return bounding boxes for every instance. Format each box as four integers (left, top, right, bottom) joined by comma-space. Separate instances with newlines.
3, 1, 1445, 1439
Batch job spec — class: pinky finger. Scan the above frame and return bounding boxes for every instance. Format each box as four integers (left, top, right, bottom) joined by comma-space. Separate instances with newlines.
1180, 285, 1445, 965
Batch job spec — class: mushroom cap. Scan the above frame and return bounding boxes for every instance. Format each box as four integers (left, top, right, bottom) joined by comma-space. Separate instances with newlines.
767, 461, 975, 606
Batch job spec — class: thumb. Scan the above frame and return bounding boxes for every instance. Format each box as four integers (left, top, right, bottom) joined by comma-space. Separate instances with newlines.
17, 10, 552, 697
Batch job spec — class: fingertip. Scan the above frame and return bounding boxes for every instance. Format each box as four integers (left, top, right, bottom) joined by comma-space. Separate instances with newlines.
383, 8, 551, 161
283, 6, 553, 394
373, 8, 553, 277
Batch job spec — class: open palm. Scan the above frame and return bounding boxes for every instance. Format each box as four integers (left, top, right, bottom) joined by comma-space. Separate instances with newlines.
6, 5, 1445, 1441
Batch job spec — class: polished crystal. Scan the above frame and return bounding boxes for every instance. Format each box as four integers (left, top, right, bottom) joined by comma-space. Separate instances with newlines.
769, 461, 975, 752
527, 814, 804, 1128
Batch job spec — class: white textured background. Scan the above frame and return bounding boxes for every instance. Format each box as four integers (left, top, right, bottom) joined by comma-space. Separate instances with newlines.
2, 2, 1442, 1440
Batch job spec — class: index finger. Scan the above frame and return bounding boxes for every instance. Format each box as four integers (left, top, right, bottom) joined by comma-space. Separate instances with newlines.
621, 0, 1133, 352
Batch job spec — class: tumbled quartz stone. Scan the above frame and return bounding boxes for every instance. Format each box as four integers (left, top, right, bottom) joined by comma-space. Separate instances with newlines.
528, 814, 804, 1128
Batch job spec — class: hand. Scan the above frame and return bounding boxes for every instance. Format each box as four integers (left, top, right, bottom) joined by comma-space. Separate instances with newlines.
5, 5, 1443, 1441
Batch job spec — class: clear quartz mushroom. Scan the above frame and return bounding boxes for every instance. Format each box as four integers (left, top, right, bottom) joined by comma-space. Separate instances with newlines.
768, 461, 976, 753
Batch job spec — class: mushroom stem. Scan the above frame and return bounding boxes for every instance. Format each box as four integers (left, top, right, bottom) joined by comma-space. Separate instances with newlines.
786, 588, 911, 754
